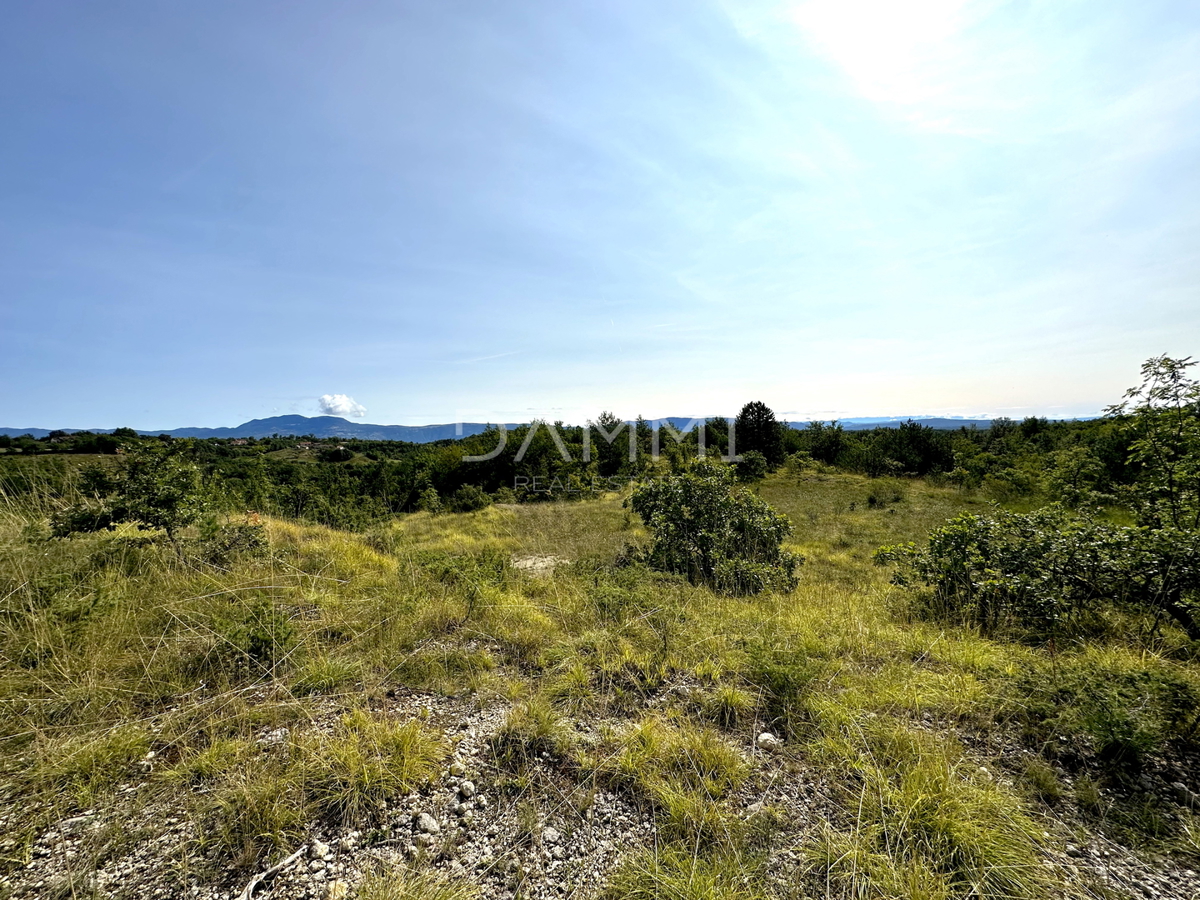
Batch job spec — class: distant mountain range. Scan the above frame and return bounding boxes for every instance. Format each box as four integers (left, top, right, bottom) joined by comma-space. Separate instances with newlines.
0, 414, 1008, 443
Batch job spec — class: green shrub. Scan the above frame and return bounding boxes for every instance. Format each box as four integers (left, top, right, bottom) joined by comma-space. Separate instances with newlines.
417, 486, 442, 513
734, 450, 768, 482
51, 441, 207, 539
447, 484, 491, 512
876, 506, 1200, 640
630, 464, 802, 595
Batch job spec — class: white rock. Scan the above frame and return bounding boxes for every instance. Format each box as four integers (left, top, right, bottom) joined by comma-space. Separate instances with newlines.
459, 780, 476, 798
416, 813, 441, 834
310, 839, 334, 861
756, 732, 783, 752
543, 826, 561, 844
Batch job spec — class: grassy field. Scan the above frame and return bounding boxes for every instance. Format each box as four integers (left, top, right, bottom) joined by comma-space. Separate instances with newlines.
1, 472, 1197, 899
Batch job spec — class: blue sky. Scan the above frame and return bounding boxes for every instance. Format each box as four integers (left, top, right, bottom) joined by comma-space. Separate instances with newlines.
3, 1, 1198, 428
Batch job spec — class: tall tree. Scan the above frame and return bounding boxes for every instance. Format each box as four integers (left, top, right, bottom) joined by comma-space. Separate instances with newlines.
734, 401, 785, 467
1107, 355, 1200, 530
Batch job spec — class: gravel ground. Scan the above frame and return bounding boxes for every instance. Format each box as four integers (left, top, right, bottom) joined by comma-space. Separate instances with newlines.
3, 688, 1198, 900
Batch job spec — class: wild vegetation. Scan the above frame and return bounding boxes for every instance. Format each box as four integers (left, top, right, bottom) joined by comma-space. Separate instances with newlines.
0, 357, 1198, 899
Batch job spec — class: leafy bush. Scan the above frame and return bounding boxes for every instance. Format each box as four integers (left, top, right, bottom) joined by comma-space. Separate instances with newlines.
447, 484, 491, 512
416, 485, 442, 513
734, 450, 768, 482
876, 505, 1200, 640
51, 441, 207, 539
629, 465, 802, 595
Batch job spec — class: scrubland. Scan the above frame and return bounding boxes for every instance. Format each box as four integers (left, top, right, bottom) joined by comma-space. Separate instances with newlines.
1, 473, 1198, 900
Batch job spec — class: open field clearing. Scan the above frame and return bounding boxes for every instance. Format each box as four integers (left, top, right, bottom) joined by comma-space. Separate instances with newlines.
2, 470, 1198, 900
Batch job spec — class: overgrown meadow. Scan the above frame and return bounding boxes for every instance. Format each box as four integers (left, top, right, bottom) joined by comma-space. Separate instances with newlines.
2, 469, 1198, 900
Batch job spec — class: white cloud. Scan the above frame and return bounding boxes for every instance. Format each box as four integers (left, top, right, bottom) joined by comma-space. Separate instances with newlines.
318, 393, 367, 418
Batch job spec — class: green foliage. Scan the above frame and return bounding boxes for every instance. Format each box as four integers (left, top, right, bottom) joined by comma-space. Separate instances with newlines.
35, 725, 150, 794
447, 484, 491, 512
197, 759, 308, 869
630, 464, 802, 595
1044, 445, 1109, 507
734, 450, 768, 482
1107, 354, 1200, 530
51, 441, 207, 538
876, 505, 1200, 640
417, 485, 443, 513
195, 518, 268, 564
734, 401, 785, 467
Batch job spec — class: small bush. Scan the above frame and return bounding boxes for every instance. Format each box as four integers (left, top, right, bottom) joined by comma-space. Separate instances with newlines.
735, 450, 768, 482
447, 484, 491, 513
1012, 649, 1200, 775
417, 486, 442, 513
630, 464, 802, 595
875, 506, 1200, 640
